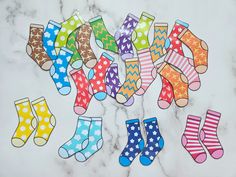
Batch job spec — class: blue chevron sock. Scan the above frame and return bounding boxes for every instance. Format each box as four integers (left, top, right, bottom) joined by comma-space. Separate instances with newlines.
50, 47, 73, 95
139, 117, 164, 166
119, 119, 144, 167
43, 20, 61, 60
58, 116, 91, 158
75, 117, 103, 162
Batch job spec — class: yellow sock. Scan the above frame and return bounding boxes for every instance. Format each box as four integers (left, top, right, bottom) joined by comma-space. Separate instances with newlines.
11, 98, 37, 148
31, 97, 56, 146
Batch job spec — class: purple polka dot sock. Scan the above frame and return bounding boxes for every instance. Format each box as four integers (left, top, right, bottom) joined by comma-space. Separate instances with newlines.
115, 14, 139, 61
105, 63, 134, 106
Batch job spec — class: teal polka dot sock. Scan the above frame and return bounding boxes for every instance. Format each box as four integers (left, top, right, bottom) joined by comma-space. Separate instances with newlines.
75, 117, 103, 162
58, 116, 91, 159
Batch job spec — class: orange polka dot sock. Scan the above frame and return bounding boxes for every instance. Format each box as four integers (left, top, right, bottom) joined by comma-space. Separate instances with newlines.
88, 52, 114, 101
11, 98, 37, 148
178, 28, 208, 74
157, 62, 189, 107
31, 97, 56, 146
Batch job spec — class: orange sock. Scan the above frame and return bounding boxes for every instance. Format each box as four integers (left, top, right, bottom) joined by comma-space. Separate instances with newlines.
157, 62, 189, 107
178, 29, 208, 74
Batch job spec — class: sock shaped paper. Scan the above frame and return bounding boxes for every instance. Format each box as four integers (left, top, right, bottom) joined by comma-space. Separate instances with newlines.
139, 117, 164, 166
89, 16, 118, 53
26, 24, 53, 70
31, 97, 56, 146
115, 13, 139, 60
43, 20, 61, 61
119, 119, 144, 167
50, 47, 73, 95
11, 98, 37, 147
75, 117, 103, 162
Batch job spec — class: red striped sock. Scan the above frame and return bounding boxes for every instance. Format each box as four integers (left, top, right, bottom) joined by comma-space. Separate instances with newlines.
200, 109, 224, 159
182, 115, 207, 164
135, 48, 156, 95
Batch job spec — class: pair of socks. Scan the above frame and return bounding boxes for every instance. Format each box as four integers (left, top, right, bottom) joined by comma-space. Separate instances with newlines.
182, 110, 224, 164
70, 52, 113, 115
58, 116, 103, 162
119, 117, 164, 166
11, 97, 56, 147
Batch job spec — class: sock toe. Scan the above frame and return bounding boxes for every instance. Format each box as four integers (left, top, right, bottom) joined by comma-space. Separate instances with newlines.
85, 59, 97, 68
176, 98, 188, 107
41, 60, 53, 71
195, 153, 207, 163
119, 156, 131, 167
196, 65, 208, 74
75, 152, 86, 162
123, 96, 134, 106
140, 155, 152, 166
158, 100, 171, 109
59, 86, 71, 95
94, 92, 107, 101
116, 94, 127, 104
211, 149, 224, 159
74, 106, 86, 115
11, 138, 25, 148
58, 147, 70, 159
135, 88, 145, 96
189, 81, 201, 91
34, 137, 47, 146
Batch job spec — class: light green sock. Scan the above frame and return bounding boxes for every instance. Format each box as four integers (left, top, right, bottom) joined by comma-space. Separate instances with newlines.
89, 16, 118, 53
55, 11, 85, 54
66, 29, 83, 69
132, 12, 155, 51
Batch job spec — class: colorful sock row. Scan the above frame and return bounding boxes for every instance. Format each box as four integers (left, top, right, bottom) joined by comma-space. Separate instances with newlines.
12, 97, 56, 147
119, 117, 164, 166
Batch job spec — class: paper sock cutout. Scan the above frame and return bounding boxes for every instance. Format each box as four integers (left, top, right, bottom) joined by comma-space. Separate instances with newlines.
150, 23, 168, 62
136, 48, 157, 95
158, 62, 189, 107
88, 52, 114, 101
182, 115, 207, 164
200, 109, 224, 159
31, 97, 56, 146
105, 63, 134, 106
70, 69, 92, 115
26, 24, 53, 71
119, 119, 144, 167
116, 58, 141, 104
66, 29, 83, 69
165, 19, 189, 55
43, 20, 61, 61
58, 116, 91, 158
50, 47, 73, 95
11, 98, 37, 147
164, 50, 201, 91
89, 16, 118, 53
115, 13, 139, 60
140, 117, 164, 166
55, 11, 85, 53
178, 29, 208, 74
77, 23, 97, 68
75, 117, 103, 162
132, 12, 155, 51
157, 75, 174, 109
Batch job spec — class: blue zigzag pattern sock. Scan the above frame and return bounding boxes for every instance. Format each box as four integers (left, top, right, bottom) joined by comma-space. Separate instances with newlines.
43, 20, 61, 60
139, 117, 164, 166
119, 119, 144, 166
50, 47, 73, 95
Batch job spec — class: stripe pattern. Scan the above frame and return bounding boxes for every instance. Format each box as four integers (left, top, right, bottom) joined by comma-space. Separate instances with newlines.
200, 109, 224, 159
165, 50, 201, 91
136, 49, 156, 95
182, 115, 207, 163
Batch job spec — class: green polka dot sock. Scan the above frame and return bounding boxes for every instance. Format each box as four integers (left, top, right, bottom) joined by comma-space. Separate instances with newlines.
89, 16, 118, 53
55, 11, 85, 54
132, 12, 155, 51
66, 29, 83, 69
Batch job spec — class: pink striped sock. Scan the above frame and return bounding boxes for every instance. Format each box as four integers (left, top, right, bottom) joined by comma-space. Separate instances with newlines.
182, 115, 207, 164
165, 50, 201, 91
200, 109, 224, 159
136, 48, 156, 95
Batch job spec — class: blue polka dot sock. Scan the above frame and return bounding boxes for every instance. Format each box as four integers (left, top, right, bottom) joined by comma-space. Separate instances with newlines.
50, 47, 73, 95
119, 119, 144, 167
43, 20, 61, 61
58, 116, 91, 158
139, 117, 164, 166
75, 117, 103, 162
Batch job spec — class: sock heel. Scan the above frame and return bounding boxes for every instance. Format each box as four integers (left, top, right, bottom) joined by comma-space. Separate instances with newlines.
26, 44, 33, 56
31, 118, 38, 129
96, 39, 104, 48
88, 69, 95, 80
96, 138, 103, 149
181, 134, 188, 147
82, 139, 89, 149
159, 137, 164, 149
201, 40, 208, 51
131, 31, 137, 42
200, 130, 205, 141
139, 139, 145, 150
49, 65, 56, 76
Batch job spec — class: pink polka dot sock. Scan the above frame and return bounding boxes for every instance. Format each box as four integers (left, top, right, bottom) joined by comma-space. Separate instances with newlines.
164, 50, 201, 91
200, 109, 224, 159
182, 115, 207, 164
88, 52, 114, 101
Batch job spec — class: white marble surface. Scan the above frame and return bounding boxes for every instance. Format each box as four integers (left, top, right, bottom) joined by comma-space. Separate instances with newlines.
0, 0, 236, 176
